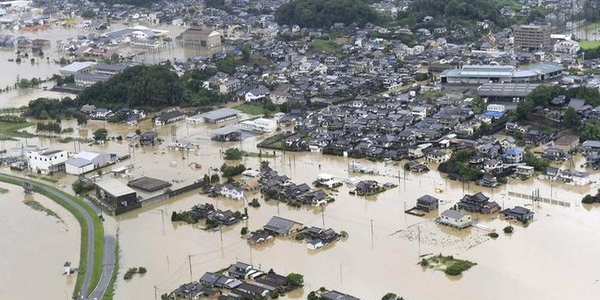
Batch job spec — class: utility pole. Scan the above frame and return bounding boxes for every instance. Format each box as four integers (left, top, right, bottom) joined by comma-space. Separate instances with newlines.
339, 262, 343, 286
321, 205, 325, 228
370, 219, 374, 249
417, 224, 421, 257
188, 255, 193, 281
154, 285, 158, 300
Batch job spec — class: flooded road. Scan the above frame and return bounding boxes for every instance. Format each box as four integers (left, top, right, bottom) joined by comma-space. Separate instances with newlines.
0, 184, 80, 300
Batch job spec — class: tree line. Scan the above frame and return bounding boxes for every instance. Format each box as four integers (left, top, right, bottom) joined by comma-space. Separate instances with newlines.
275, 0, 382, 29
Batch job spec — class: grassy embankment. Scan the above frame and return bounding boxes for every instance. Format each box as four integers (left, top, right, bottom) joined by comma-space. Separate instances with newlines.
0, 121, 34, 140
0, 174, 105, 298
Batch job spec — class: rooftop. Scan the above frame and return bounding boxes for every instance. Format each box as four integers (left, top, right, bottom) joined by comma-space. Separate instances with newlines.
128, 176, 172, 192
95, 178, 137, 197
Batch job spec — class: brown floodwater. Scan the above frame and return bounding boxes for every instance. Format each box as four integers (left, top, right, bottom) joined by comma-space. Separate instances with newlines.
2, 118, 600, 300
0, 184, 80, 300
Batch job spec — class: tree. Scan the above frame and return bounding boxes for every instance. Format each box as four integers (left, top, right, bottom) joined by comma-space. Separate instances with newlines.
93, 128, 108, 141
471, 95, 486, 114
563, 107, 581, 129
580, 122, 600, 142
224, 148, 243, 160
242, 45, 251, 63
382, 293, 404, 300
210, 173, 220, 183
286, 273, 304, 288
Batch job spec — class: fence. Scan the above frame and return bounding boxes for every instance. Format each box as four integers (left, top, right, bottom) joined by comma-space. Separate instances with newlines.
507, 191, 571, 207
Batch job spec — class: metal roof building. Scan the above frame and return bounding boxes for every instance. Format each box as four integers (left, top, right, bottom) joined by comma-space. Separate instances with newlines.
478, 83, 540, 102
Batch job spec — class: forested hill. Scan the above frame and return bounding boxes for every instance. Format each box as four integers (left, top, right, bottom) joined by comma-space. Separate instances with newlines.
397, 0, 522, 29
76, 65, 184, 108
274, 0, 381, 29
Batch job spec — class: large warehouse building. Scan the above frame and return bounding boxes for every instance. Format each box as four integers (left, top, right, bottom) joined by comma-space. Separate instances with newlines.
440, 63, 564, 85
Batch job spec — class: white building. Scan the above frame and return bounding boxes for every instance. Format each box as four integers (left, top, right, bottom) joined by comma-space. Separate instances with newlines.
486, 104, 506, 113
437, 209, 472, 229
244, 86, 270, 102
65, 151, 117, 175
240, 118, 277, 133
27, 149, 69, 174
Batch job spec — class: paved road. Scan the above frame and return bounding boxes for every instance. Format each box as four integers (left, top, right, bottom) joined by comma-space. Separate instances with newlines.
0, 173, 116, 300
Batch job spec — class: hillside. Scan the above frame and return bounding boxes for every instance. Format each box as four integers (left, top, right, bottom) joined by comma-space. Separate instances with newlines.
397, 0, 522, 29
275, 0, 381, 29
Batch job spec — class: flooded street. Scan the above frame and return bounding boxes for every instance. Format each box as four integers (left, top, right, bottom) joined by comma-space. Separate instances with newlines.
2, 118, 600, 300
0, 185, 80, 300
0, 23, 191, 108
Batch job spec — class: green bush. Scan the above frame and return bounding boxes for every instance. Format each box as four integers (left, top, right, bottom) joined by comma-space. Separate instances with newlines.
488, 232, 499, 238
503, 226, 514, 234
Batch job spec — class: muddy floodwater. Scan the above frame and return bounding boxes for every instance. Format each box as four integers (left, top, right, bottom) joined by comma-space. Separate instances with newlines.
2, 118, 600, 300
0, 185, 80, 300
0, 21, 599, 298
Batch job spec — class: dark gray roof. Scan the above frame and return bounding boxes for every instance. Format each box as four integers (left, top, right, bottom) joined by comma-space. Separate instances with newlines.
321, 290, 361, 300
441, 209, 466, 219
263, 216, 301, 235
478, 83, 539, 97
417, 194, 439, 205
199, 108, 241, 122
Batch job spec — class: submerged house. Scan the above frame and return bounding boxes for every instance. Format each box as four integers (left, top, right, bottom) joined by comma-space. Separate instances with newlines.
500, 206, 534, 222
457, 192, 501, 214
437, 209, 472, 229
416, 195, 439, 212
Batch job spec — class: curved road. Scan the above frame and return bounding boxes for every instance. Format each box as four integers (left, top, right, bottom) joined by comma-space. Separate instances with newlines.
0, 173, 116, 300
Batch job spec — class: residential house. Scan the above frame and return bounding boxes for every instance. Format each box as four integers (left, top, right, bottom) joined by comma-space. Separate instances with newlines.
213, 184, 245, 200
263, 216, 303, 236
514, 165, 535, 178
416, 195, 439, 212
500, 206, 534, 222
245, 85, 270, 102
219, 78, 242, 94
502, 148, 523, 163
226, 262, 254, 280
483, 159, 504, 174
437, 209, 472, 229
542, 147, 569, 161
581, 140, 600, 153
270, 85, 292, 104
457, 192, 501, 214
154, 109, 185, 126
255, 273, 289, 292
573, 171, 590, 185
321, 290, 361, 300
140, 131, 158, 146
554, 134, 579, 151
173, 282, 217, 300
545, 167, 560, 180
426, 150, 450, 163
233, 283, 270, 299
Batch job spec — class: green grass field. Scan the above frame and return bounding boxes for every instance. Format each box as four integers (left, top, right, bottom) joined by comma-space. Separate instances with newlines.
309, 39, 344, 56
579, 40, 600, 50
234, 103, 267, 115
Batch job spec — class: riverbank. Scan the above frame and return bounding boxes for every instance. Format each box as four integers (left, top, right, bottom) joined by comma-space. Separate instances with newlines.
0, 173, 108, 299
